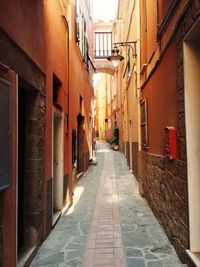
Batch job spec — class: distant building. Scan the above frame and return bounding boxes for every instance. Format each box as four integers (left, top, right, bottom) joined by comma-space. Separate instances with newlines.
93, 21, 117, 143
111, 0, 140, 177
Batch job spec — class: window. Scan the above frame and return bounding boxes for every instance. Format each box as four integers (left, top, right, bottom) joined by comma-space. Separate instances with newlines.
53, 74, 62, 110
81, 15, 88, 60
75, 0, 81, 43
140, 99, 148, 148
95, 32, 112, 58
75, 3, 90, 71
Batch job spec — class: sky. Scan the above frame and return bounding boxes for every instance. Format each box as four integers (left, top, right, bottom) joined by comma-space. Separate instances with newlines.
93, 0, 119, 22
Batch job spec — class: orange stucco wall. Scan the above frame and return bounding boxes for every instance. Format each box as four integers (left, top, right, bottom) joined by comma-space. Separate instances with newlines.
45, 1, 69, 178
68, 2, 94, 158
0, 1, 71, 266
1, 1, 94, 265
0, 0, 70, 177
0, 1, 47, 71
141, 40, 178, 156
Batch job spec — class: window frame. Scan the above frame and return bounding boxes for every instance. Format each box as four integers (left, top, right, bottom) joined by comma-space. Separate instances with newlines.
140, 99, 148, 149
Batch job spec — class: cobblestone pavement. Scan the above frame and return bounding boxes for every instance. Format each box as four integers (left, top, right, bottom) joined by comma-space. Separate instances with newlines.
30, 141, 186, 267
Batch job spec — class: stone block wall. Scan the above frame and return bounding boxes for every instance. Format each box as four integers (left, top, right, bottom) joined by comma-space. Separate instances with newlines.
140, 152, 192, 264
24, 91, 45, 247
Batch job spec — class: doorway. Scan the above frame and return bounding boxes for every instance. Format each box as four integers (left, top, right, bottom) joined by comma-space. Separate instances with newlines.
184, 18, 200, 256
89, 116, 93, 161
77, 114, 84, 174
17, 86, 39, 263
18, 89, 26, 254
52, 113, 64, 224
129, 120, 133, 172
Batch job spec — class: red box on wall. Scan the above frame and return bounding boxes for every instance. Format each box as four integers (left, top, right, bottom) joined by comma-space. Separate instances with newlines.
164, 127, 177, 160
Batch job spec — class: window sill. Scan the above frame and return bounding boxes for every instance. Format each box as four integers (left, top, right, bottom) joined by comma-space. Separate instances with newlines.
186, 250, 200, 267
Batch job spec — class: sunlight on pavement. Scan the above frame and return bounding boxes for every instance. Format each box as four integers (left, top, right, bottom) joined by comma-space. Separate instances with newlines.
64, 186, 85, 216
97, 148, 110, 153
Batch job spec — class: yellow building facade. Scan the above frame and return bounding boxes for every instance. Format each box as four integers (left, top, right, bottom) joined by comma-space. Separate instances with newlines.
112, 0, 140, 178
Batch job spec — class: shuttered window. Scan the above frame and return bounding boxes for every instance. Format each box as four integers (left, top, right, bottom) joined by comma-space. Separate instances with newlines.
140, 99, 148, 149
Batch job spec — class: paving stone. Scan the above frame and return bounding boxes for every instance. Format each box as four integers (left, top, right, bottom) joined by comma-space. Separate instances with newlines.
127, 257, 145, 267
30, 142, 185, 267
145, 253, 158, 260
113, 147, 185, 267
126, 248, 143, 257
34, 252, 64, 265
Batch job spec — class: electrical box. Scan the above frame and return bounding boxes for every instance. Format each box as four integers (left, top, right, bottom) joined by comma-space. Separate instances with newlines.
164, 126, 177, 160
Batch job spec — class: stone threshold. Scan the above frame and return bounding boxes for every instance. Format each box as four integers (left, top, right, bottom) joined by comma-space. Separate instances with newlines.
17, 246, 36, 267
186, 250, 200, 267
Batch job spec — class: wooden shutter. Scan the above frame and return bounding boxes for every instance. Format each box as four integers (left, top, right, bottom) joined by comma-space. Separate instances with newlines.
140, 99, 148, 148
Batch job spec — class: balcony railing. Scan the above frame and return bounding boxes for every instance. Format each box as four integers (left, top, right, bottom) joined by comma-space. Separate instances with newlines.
94, 50, 112, 59
94, 32, 112, 59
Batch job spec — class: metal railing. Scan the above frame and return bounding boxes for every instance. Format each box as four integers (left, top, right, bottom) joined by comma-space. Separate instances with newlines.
94, 50, 112, 58
94, 32, 112, 59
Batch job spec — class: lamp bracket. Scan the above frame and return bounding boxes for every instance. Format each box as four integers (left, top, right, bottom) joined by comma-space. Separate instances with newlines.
113, 41, 137, 58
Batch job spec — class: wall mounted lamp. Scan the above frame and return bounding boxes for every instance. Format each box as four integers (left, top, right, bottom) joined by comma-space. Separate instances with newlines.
107, 41, 137, 68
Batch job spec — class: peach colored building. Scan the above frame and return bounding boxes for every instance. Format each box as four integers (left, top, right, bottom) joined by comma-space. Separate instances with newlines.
111, 0, 140, 176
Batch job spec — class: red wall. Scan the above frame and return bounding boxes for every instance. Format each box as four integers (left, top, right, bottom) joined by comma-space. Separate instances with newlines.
142, 40, 178, 155
0, 1, 71, 266
0, 1, 94, 265
45, 1, 69, 178
0, 1, 47, 71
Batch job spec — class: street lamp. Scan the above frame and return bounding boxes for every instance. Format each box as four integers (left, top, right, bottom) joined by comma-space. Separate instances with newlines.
107, 41, 137, 68
107, 46, 124, 67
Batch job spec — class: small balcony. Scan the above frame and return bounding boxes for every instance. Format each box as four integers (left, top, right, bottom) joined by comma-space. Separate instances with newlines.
94, 32, 112, 59
94, 49, 112, 59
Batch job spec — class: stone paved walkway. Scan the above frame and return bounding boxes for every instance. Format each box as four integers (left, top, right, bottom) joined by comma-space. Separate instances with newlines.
30, 141, 186, 267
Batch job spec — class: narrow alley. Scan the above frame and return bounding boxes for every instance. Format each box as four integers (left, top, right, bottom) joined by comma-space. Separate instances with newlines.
30, 142, 183, 267
1, 1, 200, 267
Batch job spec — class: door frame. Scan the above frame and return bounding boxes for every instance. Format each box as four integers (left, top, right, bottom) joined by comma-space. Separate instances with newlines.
52, 110, 64, 221
184, 18, 200, 258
